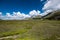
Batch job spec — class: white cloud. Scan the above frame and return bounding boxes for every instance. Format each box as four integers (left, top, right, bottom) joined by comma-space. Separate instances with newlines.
41, 0, 60, 16
0, 12, 2, 16
0, 11, 31, 20
0, 12, 2, 19
29, 10, 41, 16
43, 0, 60, 10
6, 13, 12, 17
0, 10, 41, 20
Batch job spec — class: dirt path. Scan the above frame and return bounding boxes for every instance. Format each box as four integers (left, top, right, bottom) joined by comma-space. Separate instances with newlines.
0, 35, 20, 40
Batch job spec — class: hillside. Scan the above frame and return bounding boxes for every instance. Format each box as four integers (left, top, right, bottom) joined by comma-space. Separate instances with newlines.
43, 10, 60, 20
0, 20, 60, 40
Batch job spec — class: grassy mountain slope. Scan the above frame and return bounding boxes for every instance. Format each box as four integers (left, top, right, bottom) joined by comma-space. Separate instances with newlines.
43, 10, 60, 20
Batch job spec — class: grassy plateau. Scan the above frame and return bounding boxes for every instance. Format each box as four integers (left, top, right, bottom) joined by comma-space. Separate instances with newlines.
0, 20, 60, 40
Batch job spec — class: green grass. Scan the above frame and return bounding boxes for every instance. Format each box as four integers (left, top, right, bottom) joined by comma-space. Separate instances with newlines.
0, 20, 60, 40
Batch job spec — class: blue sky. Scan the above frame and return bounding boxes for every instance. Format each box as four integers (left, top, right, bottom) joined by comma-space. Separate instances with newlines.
0, 0, 46, 15
0, 0, 60, 20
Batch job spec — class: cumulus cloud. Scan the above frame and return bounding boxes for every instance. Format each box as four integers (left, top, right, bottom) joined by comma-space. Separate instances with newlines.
6, 13, 12, 17
9, 12, 30, 20
41, 0, 60, 16
29, 10, 41, 16
0, 11, 31, 20
0, 10, 41, 20
43, 0, 60, 10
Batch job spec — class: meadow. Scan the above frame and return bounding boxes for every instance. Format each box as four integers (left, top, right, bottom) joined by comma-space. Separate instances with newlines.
0, 20, 60, 40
